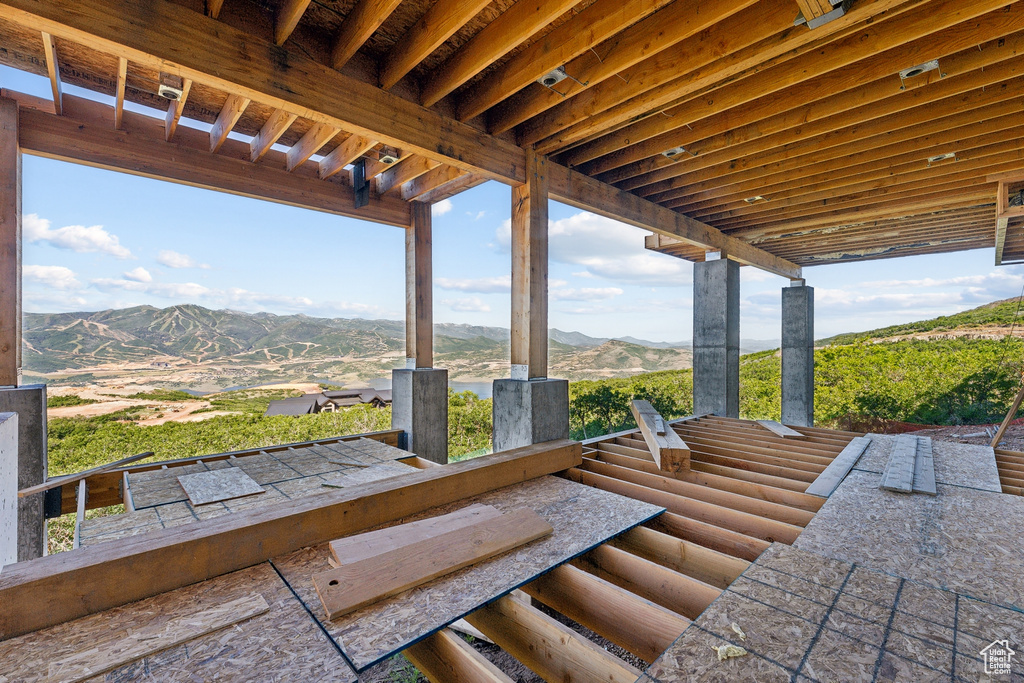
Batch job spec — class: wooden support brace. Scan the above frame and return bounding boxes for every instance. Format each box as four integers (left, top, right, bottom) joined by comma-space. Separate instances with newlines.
630, 399, 690, 472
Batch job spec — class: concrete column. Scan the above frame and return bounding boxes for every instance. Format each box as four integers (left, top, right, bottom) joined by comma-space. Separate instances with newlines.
0, 385, 46, 561
782, 282, 814, 426
392, 202, 448, 464
693, 258, 740, 418
493, 149, 569, 450
0, 411, 16, 567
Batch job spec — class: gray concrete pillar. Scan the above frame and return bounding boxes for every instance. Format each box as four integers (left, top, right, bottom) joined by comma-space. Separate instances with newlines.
693, 259, 740, 418
392, 368, 448, 464
0, 411, 16, 567
492, 378, 569, 452
782, 283, 814, 427
0, 384, 46, 561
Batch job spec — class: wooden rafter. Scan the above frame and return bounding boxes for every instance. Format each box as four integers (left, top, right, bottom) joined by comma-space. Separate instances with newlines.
411, 172, 485, 204
209, 93, 249, 153
285, 122, 339, 171
163, 77, 191, 142
251, 109, 297, 162
205, 0, 224, 18
378, 0, 492, 91
113, 56, 126, 129
11, 91, 411, 228
420, 0, 581, 107
330, 0, 404, 70
319, 133, 376, 179
402, 165, 464, 201
377, 155, 441, 195
274, 0, 311, 46
40, 31, 61, 115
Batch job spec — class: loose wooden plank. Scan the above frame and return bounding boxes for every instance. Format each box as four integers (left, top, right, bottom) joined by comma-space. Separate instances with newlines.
757, 420, 807, 439
0, 439, 581, 639
880, 434, 918, 493
329, 503, 503, 566
46, 593, 270, 683
176, 467, 265, 506
912, 436, 937, 496
313, 508, 553, 621
805, 436, 872, 498
18, 451, 154, 498
630, 399, 690, 472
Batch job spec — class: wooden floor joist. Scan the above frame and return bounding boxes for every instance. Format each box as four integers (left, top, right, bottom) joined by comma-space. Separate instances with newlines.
403, 629, 514, 683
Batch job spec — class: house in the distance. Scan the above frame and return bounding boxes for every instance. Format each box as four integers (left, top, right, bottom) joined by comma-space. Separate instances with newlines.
265, 389, 392, 416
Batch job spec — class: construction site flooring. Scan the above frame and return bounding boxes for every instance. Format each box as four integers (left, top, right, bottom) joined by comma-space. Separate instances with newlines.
640, 436, 1024, 682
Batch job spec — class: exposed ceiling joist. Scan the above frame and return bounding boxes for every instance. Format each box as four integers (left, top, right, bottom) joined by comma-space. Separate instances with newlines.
330, 0, 404, 70
113, 56, 126, 129
402, 165, 465, 201
286, 122, 339, 171
210, 93, 249, 153
163, 77, 191, 142
319, 134, 376, 179
251, 109, 298, 162
274, 0, 312, 46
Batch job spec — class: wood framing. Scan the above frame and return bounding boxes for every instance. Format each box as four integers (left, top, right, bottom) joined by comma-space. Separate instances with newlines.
406, 202, 433, 368
510, 148, 548, 379
0, 96, 18, 387
0, 439, 583, 639
209, 94, 250, 153
40, 31, 60, 115
630, 399, 691, 473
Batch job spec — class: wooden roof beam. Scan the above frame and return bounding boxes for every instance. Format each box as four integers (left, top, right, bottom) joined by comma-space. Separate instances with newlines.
40, 31, 61, 115
319, 133, 377, 179
377, 155, 441, 195
209, 93, 249, 153
409, 171, 486, 204
570, 0, 1020, 173
547, 163, 802, 279
487, 0, 759, 135
163, 77, 192, 142
274, 0, 312, 46
420, 0, 581, 108
113, 56, 126, 129
378, 0, 492, 90
402, 165, 465, 201
453, 0, 674, 120
330, 0, 404, 70
286, 122, 339, 171
11, 91, 412, 228
251, 109, 298, 162
0, 0, 526, 184
205, 0, 224, 18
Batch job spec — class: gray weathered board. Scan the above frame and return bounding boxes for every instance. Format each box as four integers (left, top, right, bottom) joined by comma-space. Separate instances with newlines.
321, 461, 417, 488
756, 420, 805, 438
880, 434, 936, 496
177, 467, 265, 506
911, 436, 936, 496
272, 475, 664, 671
805, 436, 871, 498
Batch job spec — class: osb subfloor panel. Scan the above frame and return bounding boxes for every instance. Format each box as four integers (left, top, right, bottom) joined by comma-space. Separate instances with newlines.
795, 468, 1024, 610
855, 434, 1001, 493
0, 563, 357, 682
638, 543, 1024, 683
80, 439, 412, 547
273, 475, 664, 671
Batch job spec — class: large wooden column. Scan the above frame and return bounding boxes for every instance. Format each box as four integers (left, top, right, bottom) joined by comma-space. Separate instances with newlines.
405, 201, 432, 369
0, 96, 20, 388
392, 201, 447, 464
493, 149, 568, 451
0, 97, 47, 562
510, 149, 548, 380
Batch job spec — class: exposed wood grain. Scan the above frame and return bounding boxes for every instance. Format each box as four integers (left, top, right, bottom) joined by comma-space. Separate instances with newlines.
250, 109, 297, 162
631, 399, 690, 472
510, 148, 548, 378
313, 508, 553, 620
0, 439, 581, 639
330, 0, 404, 70
286, 122, 339, 171
403, 628, 514, 683
408, 202, 433, 368
0, 97, 18, 387
319, 134, 376, 179
163, 77, 191, 142
209, 93, 249, 152
40, 31, 61, 115
113, 56, 126, 129
274, 0, 312, 45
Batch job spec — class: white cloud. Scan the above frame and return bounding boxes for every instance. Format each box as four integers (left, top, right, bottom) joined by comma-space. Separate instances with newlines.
443, 297, 491, 313
123, 266, 153, 283
437, 275, 511, 293
468, 210, 486, 221
92, 277, 211, 299
433, 199, 453, 216
24, 213, 132, 259
551, 287, 623, 301
496, 212, 691, 285
226, 287, 312, 309
23, 264, 80, 290
156, 249, 210, 269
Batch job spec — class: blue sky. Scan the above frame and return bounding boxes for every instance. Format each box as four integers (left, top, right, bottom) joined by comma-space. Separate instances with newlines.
9, 65, 1022, 342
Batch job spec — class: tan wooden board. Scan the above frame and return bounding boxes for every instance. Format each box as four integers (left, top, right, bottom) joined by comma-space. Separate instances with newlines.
176, 467, 265, 506
47, 594, 270, 683
756, 420, 806, 439
272, 475, 663, 671
0, 564, 357, 682
313, 508, 553, 620
630, 399, 690, 473
329, 503, 503, 566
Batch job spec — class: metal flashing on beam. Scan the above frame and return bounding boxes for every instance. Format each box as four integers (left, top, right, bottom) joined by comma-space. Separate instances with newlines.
353, 158, 369, 209
795, 0, 850, 29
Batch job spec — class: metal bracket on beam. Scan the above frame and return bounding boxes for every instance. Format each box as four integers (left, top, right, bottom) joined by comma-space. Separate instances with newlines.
353, 158, 369, 209
794, 0, 851, 29
43, 486, 63, 519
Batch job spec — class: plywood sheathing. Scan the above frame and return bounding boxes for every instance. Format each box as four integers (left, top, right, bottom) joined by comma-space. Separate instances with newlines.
0, 563, 357, 682
794, 469, 1024, 610
639, 543, 1024, 682
855, 433, 1002, 492
272, 475, 663, 671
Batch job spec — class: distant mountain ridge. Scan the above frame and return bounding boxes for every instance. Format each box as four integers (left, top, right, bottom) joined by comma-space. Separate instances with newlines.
21, 305, 694, 384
